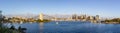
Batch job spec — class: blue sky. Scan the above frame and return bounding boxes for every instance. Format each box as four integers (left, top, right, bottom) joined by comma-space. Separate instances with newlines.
0, 0, 120, 17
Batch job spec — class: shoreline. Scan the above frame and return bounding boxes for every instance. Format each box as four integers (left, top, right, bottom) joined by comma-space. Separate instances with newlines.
101, 22, 120, 24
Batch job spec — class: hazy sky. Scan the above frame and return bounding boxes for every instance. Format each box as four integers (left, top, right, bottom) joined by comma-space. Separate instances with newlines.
0, 0, 120, 17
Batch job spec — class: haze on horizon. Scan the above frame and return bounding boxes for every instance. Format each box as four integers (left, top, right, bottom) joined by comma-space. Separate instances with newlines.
0, 0, 120, 18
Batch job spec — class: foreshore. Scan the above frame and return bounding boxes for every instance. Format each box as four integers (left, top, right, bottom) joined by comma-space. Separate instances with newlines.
101, 22, 120, 24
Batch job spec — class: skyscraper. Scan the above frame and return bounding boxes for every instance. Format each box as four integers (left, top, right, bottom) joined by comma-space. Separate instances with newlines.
96, 15, 99, 21
0, 10, 4, 22
0, 10, 3, 18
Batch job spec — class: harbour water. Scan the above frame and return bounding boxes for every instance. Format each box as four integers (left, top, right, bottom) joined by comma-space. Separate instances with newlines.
5, 21, 120, 33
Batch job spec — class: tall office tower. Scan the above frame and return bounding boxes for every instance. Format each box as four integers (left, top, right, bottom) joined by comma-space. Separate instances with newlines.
96, 15, 99, 20
39, 13, 44, 21
72, 14, 76, 19
0, 11, 3, 18
69, 15, 73, 20
76, 15, 78, 20
83, 15, 86, 19
72, 14, 78, 20
0, 10, 4, 22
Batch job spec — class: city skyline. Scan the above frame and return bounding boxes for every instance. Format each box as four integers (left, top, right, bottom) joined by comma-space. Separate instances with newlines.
0, 0, 120, 18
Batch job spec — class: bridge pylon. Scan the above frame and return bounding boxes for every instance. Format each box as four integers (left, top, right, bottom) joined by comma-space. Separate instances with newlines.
39, 13, 44, 21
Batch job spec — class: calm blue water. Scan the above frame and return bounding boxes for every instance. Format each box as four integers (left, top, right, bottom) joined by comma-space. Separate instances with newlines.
6, 21, 120, 33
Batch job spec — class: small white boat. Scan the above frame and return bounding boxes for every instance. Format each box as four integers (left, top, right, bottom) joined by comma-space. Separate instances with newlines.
20, 21, 23, 24
29, 22, 33, 23
56, 22, 59, 24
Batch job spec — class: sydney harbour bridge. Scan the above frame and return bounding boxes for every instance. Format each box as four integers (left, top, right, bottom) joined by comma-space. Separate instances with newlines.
33, 13, 73, 21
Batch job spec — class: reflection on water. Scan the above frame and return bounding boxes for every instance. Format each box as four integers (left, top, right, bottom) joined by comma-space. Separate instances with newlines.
5, 21, 120, 33
39, 22, 44, 33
